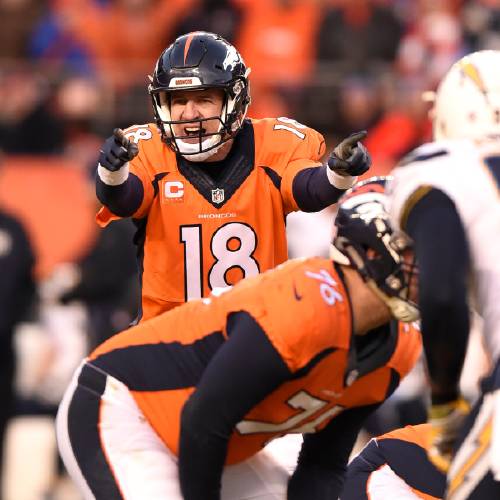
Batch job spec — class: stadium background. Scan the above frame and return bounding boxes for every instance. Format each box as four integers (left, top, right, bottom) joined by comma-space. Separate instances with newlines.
0, 0, 497, 498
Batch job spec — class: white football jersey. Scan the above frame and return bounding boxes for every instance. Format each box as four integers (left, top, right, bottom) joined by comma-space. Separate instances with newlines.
387, 138, 500, 360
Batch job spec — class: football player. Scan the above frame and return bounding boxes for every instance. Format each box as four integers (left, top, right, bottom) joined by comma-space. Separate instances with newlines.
56, 178, 420, 500
95, 31, 371, 322
341, 424, 446, 499
386, 50, 500, 499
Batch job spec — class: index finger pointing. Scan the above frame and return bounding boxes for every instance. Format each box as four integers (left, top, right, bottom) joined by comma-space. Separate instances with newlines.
346, 130, 367, 145
113, 128, 130, 148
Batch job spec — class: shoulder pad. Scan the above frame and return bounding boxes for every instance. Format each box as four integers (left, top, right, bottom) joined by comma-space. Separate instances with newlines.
398, 142, 449, 167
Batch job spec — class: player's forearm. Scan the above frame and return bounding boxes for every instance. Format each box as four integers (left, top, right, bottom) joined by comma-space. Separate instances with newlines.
290, 404, 380, 499
288, 463, 346, 500
178, 312, 293, 499
178, 398, 229, 500
406, 189, 470, 404
95, 172, 144, 217
292, 166, 348, 212
420, 298, 468, 404
288, 436, 350, 500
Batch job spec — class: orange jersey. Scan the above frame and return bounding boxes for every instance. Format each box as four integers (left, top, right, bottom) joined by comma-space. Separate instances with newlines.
377, 424, 446, 499
378, 423, 433, 449
343, 424, 445, 500
97, 118, 326, 320
88, 257, 422, 464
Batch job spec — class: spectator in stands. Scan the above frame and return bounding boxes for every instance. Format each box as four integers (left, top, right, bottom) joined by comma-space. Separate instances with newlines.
34, 0, 196, 90
362, 77, 432, 177
29, 0, 97, 76
233, 0, 322, 117
317, 0, 403, 75
173, 0, 242, 46
0, 70, 64, 154
0, 207, 35, 491
54, 75, 109, 166
43, 217, 139, 348
0, 0, 44, 61
462, 0, 500, 52
396, 0, 464, 88
335, 76, 381, 141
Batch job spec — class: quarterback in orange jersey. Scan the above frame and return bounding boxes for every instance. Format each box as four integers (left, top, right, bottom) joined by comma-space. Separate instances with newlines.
95, 31, 371, 321
56, 179, 420, 500
341, 424, 446, 499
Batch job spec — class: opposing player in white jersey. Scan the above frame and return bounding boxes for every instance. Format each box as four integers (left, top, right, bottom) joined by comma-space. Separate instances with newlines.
386, 50, 500, 499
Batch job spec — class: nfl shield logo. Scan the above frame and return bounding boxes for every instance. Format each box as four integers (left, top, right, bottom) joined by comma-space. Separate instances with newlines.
212, 188, 225, 204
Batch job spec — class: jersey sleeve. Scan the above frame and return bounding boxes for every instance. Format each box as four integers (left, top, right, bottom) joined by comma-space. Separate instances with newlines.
280, 127, 326, 213
405, 189, 470, 403
245, 259, 351, 373
378, 424, 430, 448
126, 156, 155, 218
96, 124, 166, 226
254, 118, 326, 214
345, 461, 428, 500
343, 426, 444, 500
375, 425, 446, 500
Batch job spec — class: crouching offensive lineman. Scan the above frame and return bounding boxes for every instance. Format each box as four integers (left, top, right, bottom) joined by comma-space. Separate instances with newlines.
56, 178, 421, 500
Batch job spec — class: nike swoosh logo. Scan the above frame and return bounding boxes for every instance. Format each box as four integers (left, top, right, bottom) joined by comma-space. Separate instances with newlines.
322, 389, 342, 398
293, 285, 303, 301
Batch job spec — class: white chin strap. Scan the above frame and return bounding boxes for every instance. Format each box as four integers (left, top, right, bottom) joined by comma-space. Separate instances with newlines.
175, 135, 223, 162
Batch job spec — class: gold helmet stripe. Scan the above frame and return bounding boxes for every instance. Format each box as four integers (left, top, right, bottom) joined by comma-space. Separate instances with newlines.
459, 59, 486, 94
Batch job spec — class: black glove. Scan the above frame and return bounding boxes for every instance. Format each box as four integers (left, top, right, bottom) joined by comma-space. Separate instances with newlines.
327, 131, 371, 177
98, 128, 139, 172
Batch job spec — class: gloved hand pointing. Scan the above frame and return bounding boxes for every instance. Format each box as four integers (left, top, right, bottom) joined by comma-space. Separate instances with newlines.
98, 128, 139, 172
327, 131, 371, 177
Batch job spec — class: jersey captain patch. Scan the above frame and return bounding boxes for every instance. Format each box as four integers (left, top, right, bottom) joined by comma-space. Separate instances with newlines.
164, 181, 185, 200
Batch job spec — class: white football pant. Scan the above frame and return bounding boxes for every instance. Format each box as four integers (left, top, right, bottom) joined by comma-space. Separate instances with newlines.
56, 362, 298, 499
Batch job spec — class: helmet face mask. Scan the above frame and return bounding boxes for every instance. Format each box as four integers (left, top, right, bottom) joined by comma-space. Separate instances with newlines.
149, 32, 251, 161
432, 50, 500, 141
158, 91, 228, 159
332, 177, 420, 322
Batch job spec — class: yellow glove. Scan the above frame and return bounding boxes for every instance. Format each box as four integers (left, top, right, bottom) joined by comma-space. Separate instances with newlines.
428, 397, 470, 473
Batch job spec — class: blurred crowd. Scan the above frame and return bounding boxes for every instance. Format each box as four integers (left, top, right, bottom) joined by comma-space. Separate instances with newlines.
1, 0, 499, 166
0, 0, 498, 498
